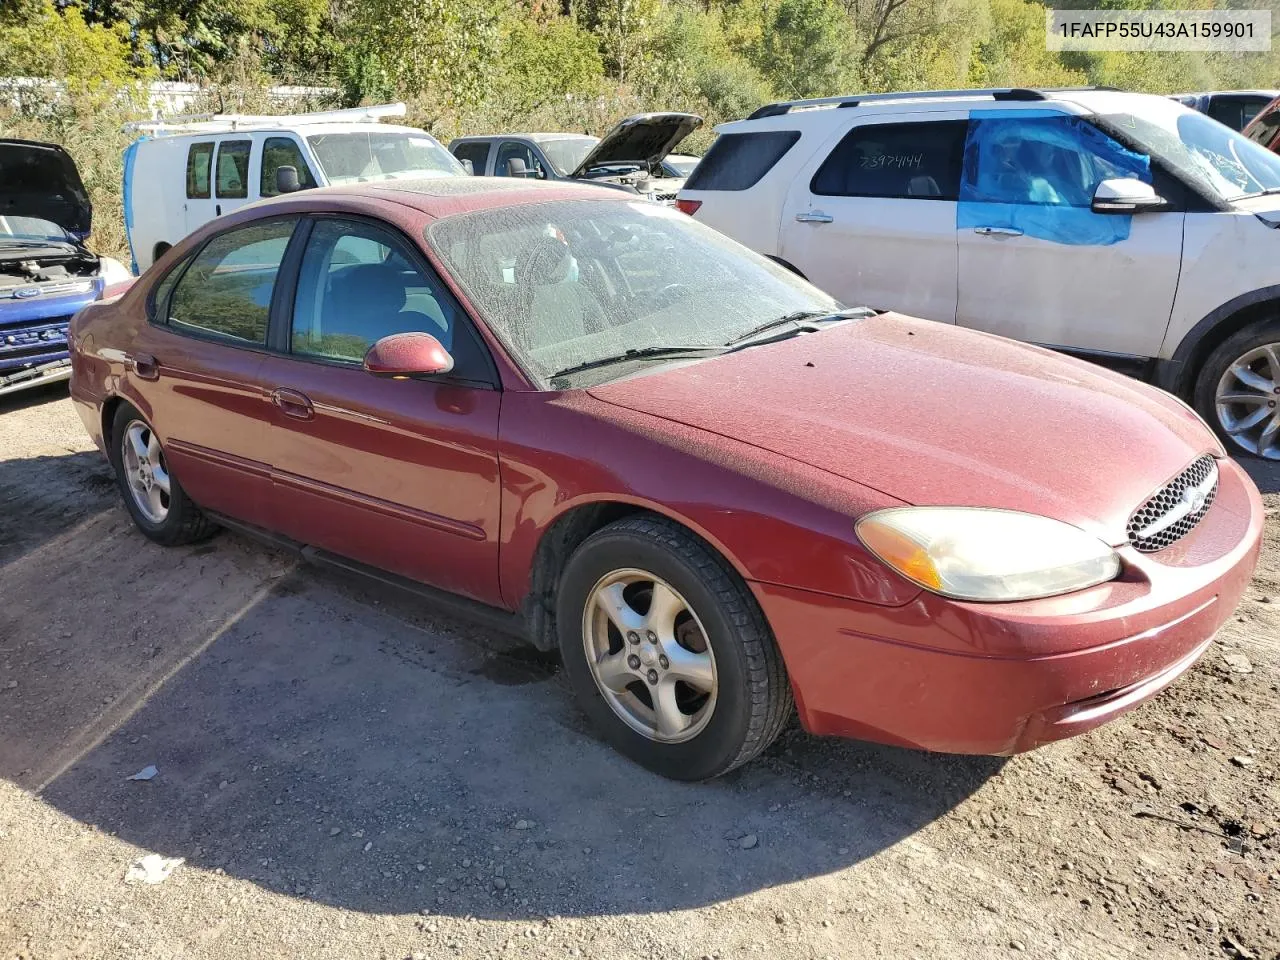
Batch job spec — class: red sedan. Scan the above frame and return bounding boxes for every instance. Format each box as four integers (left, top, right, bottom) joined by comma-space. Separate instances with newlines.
69, 179, 1263, 780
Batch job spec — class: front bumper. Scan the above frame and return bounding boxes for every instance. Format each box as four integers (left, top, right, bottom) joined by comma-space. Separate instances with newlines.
751, 456, 1264, 755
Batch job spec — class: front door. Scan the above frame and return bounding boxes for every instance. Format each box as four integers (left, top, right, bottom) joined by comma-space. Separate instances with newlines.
183, 140, 217, 235
955, 112, 1184, 358
779, 112, 967, 322
260, 216, 504, 605
213, 138, 254, 218
126, 217, 300, 528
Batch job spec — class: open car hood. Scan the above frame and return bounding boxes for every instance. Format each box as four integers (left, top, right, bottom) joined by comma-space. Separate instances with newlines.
0, 139, 92, 242
570, 113, 702, 178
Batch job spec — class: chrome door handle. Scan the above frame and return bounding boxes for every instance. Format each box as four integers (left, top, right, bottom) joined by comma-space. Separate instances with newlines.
973, 226, 1024, 237
795, 211, 834, 223
270, 387, 314, 421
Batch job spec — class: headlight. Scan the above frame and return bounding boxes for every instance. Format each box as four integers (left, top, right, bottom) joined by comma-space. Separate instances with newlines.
855, 507, 1120, 602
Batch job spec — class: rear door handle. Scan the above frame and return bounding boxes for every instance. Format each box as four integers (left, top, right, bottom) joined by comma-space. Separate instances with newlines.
973, 226, 1024, 237
271, 387, 314, 421
215, 204, 222, 216
795, 211, 834, 223
126, 352, 159, 380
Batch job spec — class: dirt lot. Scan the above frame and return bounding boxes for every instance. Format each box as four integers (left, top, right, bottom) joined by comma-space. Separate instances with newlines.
0, 384, 1277, 960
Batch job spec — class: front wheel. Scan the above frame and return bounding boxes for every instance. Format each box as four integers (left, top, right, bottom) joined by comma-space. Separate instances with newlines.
556, 515, 792, 780
1194, 319, 1280, 459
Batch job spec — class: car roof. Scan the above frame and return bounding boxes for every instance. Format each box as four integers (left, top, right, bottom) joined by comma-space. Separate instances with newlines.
452, 132, 598, 143
145, 122, 429, 140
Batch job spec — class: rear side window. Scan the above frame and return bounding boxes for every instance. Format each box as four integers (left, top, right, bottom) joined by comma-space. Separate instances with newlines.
260, 137, 317, 197
1208, 95, 1273, 132
683, 131, 800, 191
452, 141, 491, 173
811, 121, 967, 200
167, 219, 296, 345
186, 142, 213, 199
215, 140, 252, 199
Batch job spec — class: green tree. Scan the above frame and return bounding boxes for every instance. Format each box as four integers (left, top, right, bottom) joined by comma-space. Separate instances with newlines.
750, 0, 857, 99
0, 0, 147, 90
494, 15, 605, 117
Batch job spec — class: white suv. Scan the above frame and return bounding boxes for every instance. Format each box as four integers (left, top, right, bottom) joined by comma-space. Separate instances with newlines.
677, 87, 1280, 460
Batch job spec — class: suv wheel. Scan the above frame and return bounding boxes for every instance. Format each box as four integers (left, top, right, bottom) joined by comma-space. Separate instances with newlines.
556, 515, 792, 780
1194, 319, 1280, 459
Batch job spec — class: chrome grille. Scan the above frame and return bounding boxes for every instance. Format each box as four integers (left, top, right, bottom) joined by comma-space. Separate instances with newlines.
1126, 455, 1218, 553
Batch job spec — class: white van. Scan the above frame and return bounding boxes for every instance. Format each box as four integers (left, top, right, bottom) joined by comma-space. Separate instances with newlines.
122, 103, 466, 273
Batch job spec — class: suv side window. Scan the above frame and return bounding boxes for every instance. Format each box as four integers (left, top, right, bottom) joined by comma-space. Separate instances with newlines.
167, 219, 297, 345
452, 141, 491, 174
186, 142, 214, 199
811, 121, 967, 200
215, 140, 252, 199
495, 141, 543, 178
1208, 94, 1272, 132
964, 116, 1143, 208
261, 137, 317, 197
683, 131, 800, 191
290, 219, 490, 380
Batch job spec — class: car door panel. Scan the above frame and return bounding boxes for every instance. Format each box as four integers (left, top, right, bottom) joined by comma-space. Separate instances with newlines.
779, 112, 966, 323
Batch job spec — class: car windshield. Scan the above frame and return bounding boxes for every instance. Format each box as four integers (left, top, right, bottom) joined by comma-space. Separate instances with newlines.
0, 215, 72, 244
1095, 103, 1280, 202
306, 131, 464, 184
427, 199, 841, 385
538, 136, 598, 176
664, 157, 699, 177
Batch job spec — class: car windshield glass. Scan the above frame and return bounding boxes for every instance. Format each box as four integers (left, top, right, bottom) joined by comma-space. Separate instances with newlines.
427, 199, 841, 385
539, 137, 598, 175
306, 131, 464, 184
1095, 103, 1280, 202
664, 157, 699, 177
0, 215, 71, 243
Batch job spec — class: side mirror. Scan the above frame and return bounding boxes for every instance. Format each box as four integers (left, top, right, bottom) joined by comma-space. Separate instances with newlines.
1092, 178, 1166, 214
460, 158, 475, 175
363, 332, 454, 378
275, 165, 301, 194
506, 157, 531, 178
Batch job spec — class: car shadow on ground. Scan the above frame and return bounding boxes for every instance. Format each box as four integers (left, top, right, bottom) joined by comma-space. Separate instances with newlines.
1, 506, 1005, 920
1239, 455, 1280, 495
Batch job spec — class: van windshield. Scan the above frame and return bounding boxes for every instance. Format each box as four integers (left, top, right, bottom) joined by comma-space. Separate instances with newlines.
306, 131, 465, 184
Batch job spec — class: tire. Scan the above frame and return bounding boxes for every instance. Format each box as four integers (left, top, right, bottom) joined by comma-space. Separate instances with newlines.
556, 515, 792, 780
1193, 318, 1280, 460
108, 402, 217, 545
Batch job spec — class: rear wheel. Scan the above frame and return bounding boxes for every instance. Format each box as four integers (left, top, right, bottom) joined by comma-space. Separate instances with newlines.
1194, 319, 1280, 459
108, 403, 217, 545
556, 515, 792, 780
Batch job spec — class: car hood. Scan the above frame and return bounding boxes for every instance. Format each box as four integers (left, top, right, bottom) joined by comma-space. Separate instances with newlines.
588, 315, 1220, 545
570, 113, 702, 178
0, 139, 92, 241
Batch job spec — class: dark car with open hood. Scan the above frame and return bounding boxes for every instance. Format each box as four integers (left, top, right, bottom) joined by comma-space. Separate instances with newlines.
448, 113, 701, 204
68, 177, 1262, 781
0, 139, 133, 397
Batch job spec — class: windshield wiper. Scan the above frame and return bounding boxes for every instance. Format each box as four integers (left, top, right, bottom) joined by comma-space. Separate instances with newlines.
0, 238, 72, 249
550, 344, 726, 380
725, 308, 871, 347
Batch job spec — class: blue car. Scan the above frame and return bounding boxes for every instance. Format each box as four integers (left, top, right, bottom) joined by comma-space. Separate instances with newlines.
1, 139, 131, 397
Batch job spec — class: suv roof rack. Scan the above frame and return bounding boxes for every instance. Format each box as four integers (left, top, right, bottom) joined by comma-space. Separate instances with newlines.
745, 87, 1118, 120
123, 102, 407, 135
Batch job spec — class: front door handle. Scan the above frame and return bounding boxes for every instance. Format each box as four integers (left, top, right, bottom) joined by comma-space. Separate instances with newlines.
270, 387, 314, 421
795, 211, 834, 223
973, 226, 1024, 237
126, 352, 159, 380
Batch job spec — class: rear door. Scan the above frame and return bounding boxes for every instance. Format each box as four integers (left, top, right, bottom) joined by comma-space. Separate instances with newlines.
213, 139, 254, 218
124, 217, 300, 528
258, 216, 504, 605
779, 112, 966, 322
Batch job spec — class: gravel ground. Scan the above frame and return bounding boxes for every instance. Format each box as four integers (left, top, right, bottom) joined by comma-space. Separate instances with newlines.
1, 384, 1277, 960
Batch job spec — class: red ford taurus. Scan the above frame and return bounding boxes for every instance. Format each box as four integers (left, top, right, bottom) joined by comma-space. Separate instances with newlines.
68, 179, 1263, 780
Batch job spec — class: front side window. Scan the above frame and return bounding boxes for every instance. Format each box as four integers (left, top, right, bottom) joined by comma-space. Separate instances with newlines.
167, 219, 296, 345
290, 219, 487, 377
215, 140, 251, 199
186, 142, 214, 199
812, 121, 967, 200
495, 141, 544, 178
451, 141, 492, 174
260, 137, 317, 197
428, 199, 839, 385
306, 131, 463, 184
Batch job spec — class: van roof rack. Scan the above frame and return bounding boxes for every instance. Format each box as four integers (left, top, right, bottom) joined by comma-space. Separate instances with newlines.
123, 102, 407, 135
745, 87, 1119, 120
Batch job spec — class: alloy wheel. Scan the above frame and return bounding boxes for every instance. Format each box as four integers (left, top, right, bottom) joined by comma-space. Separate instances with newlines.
581, 568, 718, 743
121, 420, 171, 523
1215, 343, 1280, 459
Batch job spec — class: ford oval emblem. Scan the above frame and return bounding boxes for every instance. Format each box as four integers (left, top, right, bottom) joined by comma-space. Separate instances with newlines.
14, 287, 40, 299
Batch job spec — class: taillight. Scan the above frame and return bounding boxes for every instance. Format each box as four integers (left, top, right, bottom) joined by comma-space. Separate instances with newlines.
675, 198, 702, 216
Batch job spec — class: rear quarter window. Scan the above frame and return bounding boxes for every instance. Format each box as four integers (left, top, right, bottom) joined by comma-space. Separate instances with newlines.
682, 131, 801, 191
